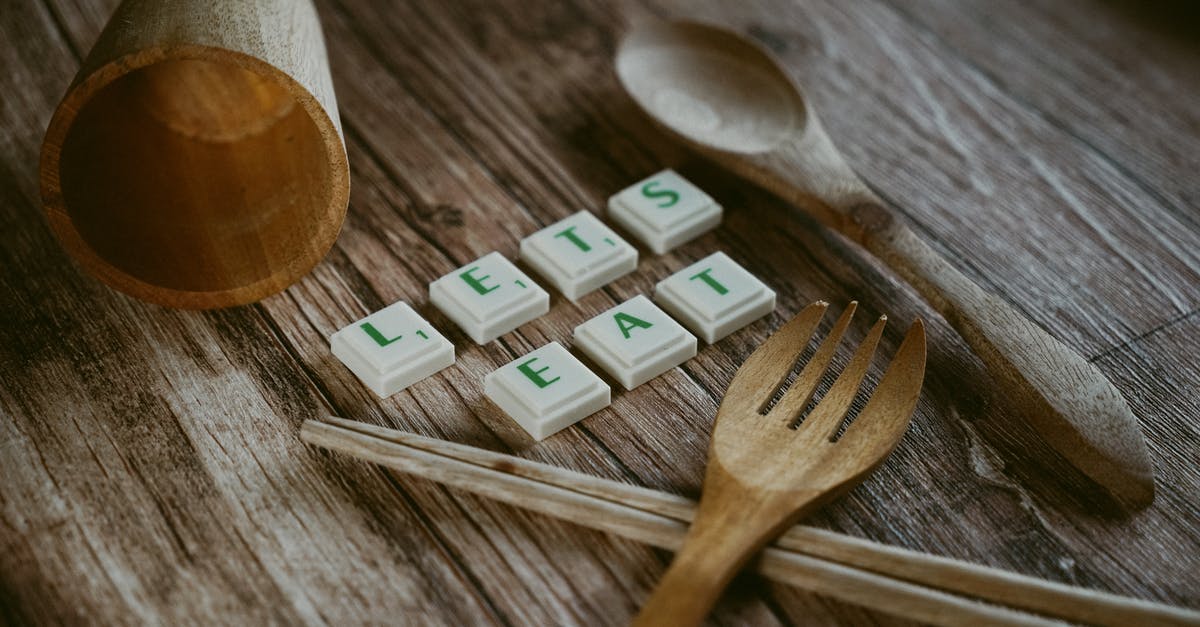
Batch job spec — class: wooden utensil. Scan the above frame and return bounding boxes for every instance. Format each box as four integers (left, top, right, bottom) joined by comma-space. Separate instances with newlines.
301, 416, 1200, 627
40, 0, 350, 309
614, 20, 1154, 509
632, 301, 925, 625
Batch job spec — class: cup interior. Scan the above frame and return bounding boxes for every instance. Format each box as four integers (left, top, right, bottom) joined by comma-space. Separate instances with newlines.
56, 57, 335, 298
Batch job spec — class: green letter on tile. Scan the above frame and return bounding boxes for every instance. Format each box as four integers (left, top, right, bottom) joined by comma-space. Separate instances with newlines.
460, 266, 499, 295
361, 323, 402, 347
517, 357, 560, 388
614, 312, 653, 339
554, 226, 592, 252
689, 268, 729, 295
641, 181, 680, 208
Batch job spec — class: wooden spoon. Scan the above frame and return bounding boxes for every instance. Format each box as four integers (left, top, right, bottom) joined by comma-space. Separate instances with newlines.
615, 20, 1154, 509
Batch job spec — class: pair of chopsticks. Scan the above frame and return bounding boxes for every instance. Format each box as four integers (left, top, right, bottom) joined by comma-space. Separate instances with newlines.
300, 416, 1197, 626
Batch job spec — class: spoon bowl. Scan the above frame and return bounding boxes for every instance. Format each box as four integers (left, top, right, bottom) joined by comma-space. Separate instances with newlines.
617, 21, 805, 153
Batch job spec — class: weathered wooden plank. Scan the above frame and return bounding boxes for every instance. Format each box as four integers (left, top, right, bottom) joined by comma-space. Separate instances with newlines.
1, 2, 503, 624
2, 0, 1197, 624
311, 1, 957, 623
257, 3, 787, 621
1082, 313, 1200, 602
213, 0, 945, 614
884, 0, 1200, 222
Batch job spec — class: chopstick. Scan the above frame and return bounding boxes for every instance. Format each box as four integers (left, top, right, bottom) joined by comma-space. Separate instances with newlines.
300, 416, 1198, 627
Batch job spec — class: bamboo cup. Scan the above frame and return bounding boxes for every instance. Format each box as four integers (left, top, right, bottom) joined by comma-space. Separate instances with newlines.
40, 0, 350, 309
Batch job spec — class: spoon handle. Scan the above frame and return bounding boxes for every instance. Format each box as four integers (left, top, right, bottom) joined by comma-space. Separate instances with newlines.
847, 202, 1154, 508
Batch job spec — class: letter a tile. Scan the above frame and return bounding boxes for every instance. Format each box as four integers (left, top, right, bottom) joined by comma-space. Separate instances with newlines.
573, 295, 697, 390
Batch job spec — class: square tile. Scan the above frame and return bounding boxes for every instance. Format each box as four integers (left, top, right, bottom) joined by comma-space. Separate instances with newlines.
573, 294, 697, 390
330, 301, 455, 398
520, 211, 638, 301
430, 251, 550, 344
484, 342, 611, 441
654, 252, 776, 343
608, 169, 722, 254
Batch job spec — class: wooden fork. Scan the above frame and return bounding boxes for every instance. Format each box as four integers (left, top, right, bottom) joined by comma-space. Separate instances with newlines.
634, 301, 926, 626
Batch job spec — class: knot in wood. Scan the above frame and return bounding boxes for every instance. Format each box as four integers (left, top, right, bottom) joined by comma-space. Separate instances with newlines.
847, 202, 894, 241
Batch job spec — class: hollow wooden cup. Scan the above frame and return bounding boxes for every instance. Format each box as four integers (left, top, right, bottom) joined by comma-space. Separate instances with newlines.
40, 0, 350, 309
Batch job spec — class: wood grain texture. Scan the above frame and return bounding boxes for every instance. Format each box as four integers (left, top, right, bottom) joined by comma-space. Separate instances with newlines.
2, 0, 1198, 625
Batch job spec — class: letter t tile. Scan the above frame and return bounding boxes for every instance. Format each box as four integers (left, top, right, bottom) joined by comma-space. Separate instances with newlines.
520, 210, 638, 301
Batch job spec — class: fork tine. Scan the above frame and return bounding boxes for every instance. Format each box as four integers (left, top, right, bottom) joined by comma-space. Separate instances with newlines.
835, 319, 926, 454
794, 314, 887, 438
721, 301, 828, 416
768, 302, 858, 420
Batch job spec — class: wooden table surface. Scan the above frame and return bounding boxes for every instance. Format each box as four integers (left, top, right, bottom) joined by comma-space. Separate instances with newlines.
3, 0, 1198, 624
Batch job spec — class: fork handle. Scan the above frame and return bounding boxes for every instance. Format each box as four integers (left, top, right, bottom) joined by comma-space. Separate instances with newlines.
632, 513, 761, 626
633, 473, 823, 627
846, 201, 1154, 508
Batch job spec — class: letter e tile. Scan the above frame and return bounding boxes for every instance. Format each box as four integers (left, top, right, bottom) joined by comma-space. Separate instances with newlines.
484, 342, 610, 440
429, 251, 550, 344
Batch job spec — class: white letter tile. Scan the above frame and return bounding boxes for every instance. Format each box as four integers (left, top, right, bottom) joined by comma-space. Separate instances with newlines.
330, 301, 455, 398
430, 251, 550, 344
608, 169, 722, 254
654, 252, 775, 343
520, 211, 638, 301
573, 295, 697, 390
484, 342, 611, 441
